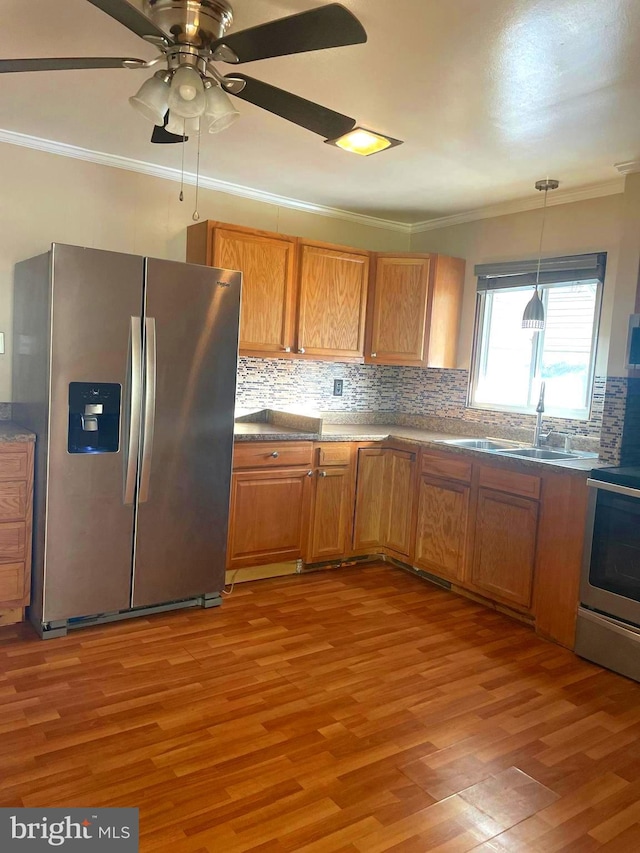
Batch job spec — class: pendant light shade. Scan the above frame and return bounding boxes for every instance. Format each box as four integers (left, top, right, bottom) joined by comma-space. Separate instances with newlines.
168, 65, 206, 119
129, 71, 171, 125
522, 288, 546, 330
522, 178, 559, 331
203, 82, 239, 134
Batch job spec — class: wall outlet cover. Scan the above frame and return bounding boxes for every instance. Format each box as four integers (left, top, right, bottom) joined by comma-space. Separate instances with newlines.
333, 379, 344, 396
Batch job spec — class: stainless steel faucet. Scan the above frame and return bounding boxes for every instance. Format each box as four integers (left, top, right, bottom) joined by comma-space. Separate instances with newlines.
533, 381, 550, 448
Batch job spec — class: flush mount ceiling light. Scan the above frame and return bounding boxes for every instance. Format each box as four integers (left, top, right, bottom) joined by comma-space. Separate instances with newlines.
0, 1, 402, 150
522, 178, 560, 331
325, 127, 404, 157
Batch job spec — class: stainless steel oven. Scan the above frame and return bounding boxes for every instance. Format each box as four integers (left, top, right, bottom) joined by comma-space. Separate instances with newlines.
576, 466, 640, 682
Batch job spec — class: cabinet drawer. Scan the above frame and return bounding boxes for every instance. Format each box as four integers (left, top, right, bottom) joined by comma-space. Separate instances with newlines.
316, 444, 352, 467
0, 562, 24, 603
0, 522, 26, 561
421, 451, 472, 484
0, 452, 28, 481
0, 481, 27, 521
233, 442, 313, 470
479, 465, 541, 500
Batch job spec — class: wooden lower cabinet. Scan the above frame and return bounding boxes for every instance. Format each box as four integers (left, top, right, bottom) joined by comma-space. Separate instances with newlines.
470, 487, 539, 609
307, 465, 353, 563
352, 446, 415, 558
227, 467, 312, 570
384, 449, 415, 559
414, 474, 469, 582
0, 441, 34, 625
352, 448, 388, 552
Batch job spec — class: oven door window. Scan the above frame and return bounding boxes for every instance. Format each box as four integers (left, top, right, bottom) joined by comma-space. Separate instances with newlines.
590, 490, 640, 602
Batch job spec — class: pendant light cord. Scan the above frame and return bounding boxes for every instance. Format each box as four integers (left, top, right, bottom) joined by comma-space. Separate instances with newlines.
535, 187, 550, 291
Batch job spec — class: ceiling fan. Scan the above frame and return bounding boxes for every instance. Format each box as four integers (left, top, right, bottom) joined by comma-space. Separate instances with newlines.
0, 0, 397, 153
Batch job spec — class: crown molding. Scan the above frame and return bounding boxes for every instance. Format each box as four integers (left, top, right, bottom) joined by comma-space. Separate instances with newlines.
410, 178, 626, 233
614, 161, 640, 175
0, 127, 627, 235
0, 127, 411, 234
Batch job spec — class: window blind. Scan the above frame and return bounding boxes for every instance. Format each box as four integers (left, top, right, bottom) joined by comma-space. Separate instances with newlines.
474, 253, 606, 292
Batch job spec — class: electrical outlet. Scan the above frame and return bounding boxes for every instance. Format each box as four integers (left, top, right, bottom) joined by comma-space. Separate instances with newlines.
333, 379, 344, 397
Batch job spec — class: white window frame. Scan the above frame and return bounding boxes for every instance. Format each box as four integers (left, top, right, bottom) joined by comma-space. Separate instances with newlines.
469, 279, 603, 420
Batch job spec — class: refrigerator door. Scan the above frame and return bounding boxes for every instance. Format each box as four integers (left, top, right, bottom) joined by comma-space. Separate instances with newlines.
44, 245, 144, 622
131, 258, 241, 607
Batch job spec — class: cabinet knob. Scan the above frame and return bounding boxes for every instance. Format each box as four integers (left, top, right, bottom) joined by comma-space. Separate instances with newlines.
318, 470, 327, 478
298, 348, 306, 354
282, 346, 291, 353
371, 352, 377, 358
307, 470, 314, 477
270, 451, 279, 458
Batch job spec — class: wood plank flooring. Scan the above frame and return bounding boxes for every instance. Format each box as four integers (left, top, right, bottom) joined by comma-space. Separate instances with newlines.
1, 563, 639, 851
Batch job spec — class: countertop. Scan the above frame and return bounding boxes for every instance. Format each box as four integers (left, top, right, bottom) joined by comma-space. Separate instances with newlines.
0, 421, 36, 443
233, 421, 601, 475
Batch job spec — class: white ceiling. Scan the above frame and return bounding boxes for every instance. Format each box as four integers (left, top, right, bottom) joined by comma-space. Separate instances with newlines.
1, 0, 640, 223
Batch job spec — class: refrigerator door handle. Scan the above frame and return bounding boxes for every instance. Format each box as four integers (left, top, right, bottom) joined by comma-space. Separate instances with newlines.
124, 316, 143, 505
139, 316, 157, 503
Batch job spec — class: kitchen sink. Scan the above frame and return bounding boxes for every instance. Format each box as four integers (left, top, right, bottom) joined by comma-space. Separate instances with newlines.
495, 447, 579, 460
436, 438, 516, 451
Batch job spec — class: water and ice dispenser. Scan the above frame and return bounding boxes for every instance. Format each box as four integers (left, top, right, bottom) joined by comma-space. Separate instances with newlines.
68, 382, 121, 454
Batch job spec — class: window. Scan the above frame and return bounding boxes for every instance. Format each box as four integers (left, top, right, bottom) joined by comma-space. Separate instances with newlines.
470, 254, 604, 419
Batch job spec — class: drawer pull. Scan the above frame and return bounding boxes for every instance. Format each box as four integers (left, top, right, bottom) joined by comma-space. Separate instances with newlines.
270, 451, 280, 459
318, 470, 327, 478
307, 470, 314, 477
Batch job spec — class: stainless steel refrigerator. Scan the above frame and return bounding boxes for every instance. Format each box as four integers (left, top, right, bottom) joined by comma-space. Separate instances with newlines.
13, 244, 241, 637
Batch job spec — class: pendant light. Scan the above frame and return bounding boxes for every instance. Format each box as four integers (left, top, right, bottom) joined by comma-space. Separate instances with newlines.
522, 178, 559, 330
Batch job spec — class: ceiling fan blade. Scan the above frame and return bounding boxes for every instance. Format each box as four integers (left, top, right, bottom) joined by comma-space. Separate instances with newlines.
225, 74, 356, 138
86, 0, 171, 45
151, 113, 188, 144
0, 57, 146, 73
212, 4, 366, 64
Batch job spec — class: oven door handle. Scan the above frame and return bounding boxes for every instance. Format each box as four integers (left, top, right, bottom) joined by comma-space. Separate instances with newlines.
587, 478, 640, 499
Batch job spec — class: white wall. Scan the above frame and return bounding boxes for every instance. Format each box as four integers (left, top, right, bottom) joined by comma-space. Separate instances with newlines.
0, 141, 410, 400
410, 193, 627, 375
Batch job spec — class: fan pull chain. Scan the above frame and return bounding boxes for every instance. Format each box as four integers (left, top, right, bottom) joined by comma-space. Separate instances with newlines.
192, 121, 201, 222
179, 119, 186, 202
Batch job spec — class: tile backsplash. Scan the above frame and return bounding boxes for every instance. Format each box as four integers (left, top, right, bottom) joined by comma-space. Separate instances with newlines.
237, 357, 629, 461
236, 357, 398, 412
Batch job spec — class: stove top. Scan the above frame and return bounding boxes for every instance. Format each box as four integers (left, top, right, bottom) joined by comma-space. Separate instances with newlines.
590, 466, 640, 489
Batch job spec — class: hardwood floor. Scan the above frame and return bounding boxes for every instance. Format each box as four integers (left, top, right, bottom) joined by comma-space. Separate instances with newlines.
1, 563, 639, 852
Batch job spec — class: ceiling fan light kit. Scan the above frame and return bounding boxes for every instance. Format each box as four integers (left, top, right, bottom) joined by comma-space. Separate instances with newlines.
325, 127, 404, 157
0, 0, 403, 207
129, 69, 172, 124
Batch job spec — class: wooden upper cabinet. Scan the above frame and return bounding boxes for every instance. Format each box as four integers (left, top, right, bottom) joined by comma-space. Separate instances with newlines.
366, 253, 465, 368
296, 243, 369, 360
187, 221, 296, 356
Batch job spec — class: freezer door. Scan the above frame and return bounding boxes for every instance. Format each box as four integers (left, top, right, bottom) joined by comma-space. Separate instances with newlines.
44, 245, 143, 622
132, 258, 241, 607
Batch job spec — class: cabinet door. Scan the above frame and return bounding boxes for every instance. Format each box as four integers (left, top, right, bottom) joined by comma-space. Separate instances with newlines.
213, 227, 296, 355
352, 449, 387, 551
227, 468, 311, 570
369, 257, 431, 366
297, 244, 369, 359
414, 475, 469, 582
471, 488, 539, 609
385, 450, 415, 559
307, 465, 353, 563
